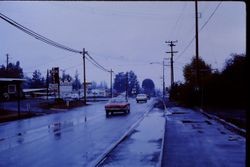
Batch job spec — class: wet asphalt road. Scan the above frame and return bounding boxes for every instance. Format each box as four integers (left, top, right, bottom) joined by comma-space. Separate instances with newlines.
0, 98, 155, 167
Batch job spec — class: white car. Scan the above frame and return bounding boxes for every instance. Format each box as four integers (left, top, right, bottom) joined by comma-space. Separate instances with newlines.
136, 94, 148, 103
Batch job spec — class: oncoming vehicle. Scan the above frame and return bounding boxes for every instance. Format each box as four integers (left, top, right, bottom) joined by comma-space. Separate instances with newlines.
136, 94, 148, 103
105, 98, 130, 116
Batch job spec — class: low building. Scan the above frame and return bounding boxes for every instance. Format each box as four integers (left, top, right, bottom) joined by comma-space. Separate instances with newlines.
89, 89, 108, 97
0, 78, 26, 101
0, 78, 26, 116
23, 88, 47, 98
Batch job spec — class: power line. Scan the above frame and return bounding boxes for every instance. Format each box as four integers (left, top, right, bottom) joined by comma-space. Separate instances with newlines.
1, 12, 113, 77
199, 2, 222, 31
86, 55, 110, 73
175, 1, 222, 61
86, 52, 110, 73
167, 2, 188, 39
0, 12, 82, 54
176, 36, 195, 61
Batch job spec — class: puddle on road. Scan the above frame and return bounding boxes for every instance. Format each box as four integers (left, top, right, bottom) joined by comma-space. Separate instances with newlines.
228, 135, 241, 141
205, 120, 212, 125
192, 124, 203, 129
197, 130, 204, 133
171, 111, 188, 115
182, 120, 200, 123
217, 128, 227, 135
182, 119, 212, 125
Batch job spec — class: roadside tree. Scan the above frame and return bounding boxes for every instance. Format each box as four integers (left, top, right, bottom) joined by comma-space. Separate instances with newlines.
0, 61, 24, 78
142, 78, 155, 96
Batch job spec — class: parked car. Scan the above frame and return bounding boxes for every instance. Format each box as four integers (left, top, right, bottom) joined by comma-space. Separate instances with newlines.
105, 98, 130, 116
136, 94, 148, 103
70, 93, 79, 100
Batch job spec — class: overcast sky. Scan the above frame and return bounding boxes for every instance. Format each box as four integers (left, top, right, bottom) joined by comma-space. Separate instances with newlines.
0, 1, 246, 89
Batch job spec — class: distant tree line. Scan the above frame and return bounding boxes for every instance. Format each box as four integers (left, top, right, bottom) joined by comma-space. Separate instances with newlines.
169, 53, 246, 109
113, 71, 156, 97
0, 60, 158, 96
113, 71, 140, 96
0, 61, 111, 91
0, 61, 24, 78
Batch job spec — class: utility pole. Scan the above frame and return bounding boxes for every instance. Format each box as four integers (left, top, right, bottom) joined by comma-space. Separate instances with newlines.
195, 0, 202, 108
195, 0, 200, 91
110, 69, 113, 98
17, 82, 21, 118
166, 40, 178, 88
46, 69, 49, 101
82, 48, 87, 104
125, 72, 128, 101
6, 54, 9, 69
162, 60, 165, 98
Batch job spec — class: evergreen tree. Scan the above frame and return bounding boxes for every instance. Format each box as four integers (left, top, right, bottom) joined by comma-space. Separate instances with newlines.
113, 71, 140, 96
113, 72, 126, 93
30, 70, 46, 88
72, 70, 81, 90
0, 60, 24, 78
61, 70, 73, 82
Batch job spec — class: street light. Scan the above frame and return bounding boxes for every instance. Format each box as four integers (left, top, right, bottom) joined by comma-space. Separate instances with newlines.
150, 59, 169, 98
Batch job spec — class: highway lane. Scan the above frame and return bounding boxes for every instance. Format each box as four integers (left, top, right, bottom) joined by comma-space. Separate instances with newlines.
0, 98, 155, 167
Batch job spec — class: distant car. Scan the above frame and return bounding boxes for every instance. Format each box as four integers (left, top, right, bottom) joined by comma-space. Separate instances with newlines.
136, 94, 148, 103
105, 98, 130, 116
70, 93, 79, 100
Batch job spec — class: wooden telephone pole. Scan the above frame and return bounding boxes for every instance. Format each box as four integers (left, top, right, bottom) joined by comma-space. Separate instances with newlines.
166, 40, 178, 87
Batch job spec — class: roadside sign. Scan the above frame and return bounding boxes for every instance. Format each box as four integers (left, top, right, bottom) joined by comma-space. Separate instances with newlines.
50, 67, 59, 84
60, 81, 72, 97
49, 84, 58, 91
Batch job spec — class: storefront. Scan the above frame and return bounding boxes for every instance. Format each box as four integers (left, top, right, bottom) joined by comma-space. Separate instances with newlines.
0, 78, 26, 117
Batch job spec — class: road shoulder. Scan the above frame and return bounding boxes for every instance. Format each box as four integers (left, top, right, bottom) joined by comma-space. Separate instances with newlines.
99, 108, 165, 166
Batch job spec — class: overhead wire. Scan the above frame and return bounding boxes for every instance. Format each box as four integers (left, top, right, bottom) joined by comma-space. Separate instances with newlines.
0, 12, 112, 75
86, 52, 110, 73
174, 3, 212, 62
199, 2, 222, 31
167, 2, 187, 40
0, 12, 82, 54
175, 1, 222, 61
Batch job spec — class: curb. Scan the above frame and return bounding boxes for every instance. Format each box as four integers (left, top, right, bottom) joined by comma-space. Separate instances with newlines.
198, 108, 246, 137
158, 99, 167, 167
92, 102, 155, 167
